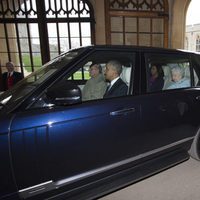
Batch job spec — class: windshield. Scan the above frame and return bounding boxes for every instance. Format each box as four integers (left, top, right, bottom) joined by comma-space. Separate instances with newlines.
0, 48, 86, 111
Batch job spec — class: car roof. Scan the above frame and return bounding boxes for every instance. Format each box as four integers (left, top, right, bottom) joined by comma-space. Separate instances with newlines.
81, 45, 199, 56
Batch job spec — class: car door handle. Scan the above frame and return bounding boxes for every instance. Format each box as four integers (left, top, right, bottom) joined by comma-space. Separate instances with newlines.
110, 108, 135, 116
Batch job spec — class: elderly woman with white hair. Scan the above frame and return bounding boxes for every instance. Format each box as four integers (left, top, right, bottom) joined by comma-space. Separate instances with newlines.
167, 66, 190, 89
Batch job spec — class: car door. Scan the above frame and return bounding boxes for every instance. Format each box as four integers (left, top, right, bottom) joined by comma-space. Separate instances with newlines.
0, 114, 18, 200
139, 51, 198, 155
9, 49, 144, 199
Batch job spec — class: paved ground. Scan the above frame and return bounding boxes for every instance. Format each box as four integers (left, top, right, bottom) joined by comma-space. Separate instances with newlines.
100, 158, 200, 200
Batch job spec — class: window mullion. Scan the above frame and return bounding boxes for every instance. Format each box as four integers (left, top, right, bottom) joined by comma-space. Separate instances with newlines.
77, 0, 82, 46
66, 1, 72, 49
54, 0, 61, 55
15, 23, 24, 75
4, 24, 11, 61
36, 0, 50, 64
27, 23, 34, 72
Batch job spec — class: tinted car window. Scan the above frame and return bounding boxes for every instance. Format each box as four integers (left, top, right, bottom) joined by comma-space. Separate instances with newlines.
31, 50, 135, 108
0, 48, 85, 111
145, 54, 192, 92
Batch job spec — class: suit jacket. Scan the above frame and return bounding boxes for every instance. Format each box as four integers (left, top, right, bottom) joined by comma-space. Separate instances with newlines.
2, 71, 24, 91
104, 78, 128, 98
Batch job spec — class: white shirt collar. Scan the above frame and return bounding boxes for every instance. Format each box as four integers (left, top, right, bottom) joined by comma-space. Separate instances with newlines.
7, 71, 14, 77
110, 77, 120, 87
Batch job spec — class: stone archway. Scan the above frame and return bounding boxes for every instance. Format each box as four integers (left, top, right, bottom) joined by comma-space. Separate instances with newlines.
170, 0, 191, 49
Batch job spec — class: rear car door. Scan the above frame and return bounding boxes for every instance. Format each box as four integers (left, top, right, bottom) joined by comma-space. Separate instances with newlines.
140, 51, 199, 156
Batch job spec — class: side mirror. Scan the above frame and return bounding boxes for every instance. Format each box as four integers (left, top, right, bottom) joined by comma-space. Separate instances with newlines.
46, 80, 81, 106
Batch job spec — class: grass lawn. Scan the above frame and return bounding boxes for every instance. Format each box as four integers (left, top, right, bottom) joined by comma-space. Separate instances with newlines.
69, 71, 90, 80
22, 54, 42, 72
22, 54, 90, 80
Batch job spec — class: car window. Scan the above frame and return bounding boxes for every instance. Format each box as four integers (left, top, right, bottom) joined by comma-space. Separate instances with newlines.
0, 48, 86, 111
145, 54, 192, 92
66, 51, 135, 101
68, 61, 91, 81
31, 50, 135, 108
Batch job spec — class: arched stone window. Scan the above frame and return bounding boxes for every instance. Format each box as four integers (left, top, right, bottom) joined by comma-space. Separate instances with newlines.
105, 0, 169, 47
0, 0, 94, 75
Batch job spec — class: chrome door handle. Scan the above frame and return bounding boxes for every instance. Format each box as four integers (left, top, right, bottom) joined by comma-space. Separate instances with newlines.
110, 108, 135, 116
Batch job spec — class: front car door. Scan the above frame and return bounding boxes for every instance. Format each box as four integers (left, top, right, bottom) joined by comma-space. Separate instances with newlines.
9, 48, 145, 199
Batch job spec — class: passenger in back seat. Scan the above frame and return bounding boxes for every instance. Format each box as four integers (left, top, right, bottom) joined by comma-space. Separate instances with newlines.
148, 64, 164, 92
167, 66, 190, 89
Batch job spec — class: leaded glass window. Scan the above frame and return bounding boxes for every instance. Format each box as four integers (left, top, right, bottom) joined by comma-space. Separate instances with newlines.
105, 0, 169, 48
0, 0, 94, 76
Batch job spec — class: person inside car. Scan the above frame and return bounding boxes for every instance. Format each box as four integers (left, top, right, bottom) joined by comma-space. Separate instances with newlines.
82, 63, 107, 101
103, 60, 128, 98
167, 66, 190, 89
148, 63, 164, 92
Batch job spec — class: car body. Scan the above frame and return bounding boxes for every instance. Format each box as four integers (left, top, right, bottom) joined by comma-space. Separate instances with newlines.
0, 45, 200, 200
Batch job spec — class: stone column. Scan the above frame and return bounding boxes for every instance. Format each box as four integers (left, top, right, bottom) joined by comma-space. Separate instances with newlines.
91, 0, 106, 44
170, 0, 191, 49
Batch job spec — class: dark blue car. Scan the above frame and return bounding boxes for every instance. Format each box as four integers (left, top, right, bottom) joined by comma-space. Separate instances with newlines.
0, 45, 200, 200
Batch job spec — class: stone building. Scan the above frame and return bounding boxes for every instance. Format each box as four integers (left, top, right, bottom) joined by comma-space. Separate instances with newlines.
185, 23, 200, 52
0, 0, 193, 84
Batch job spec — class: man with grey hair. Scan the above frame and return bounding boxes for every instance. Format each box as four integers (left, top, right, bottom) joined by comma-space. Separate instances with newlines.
82, 63, 107, 101
103, 60, 128, 98
2, 61, 24, 90
167, 66, 190, 89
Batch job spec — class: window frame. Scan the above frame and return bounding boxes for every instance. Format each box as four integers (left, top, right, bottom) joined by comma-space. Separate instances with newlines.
190, 54, 200, 87
30, 49, 137, 109
105, 0, 169, 47
0, 0, 95, 75
144, 53, 194, 93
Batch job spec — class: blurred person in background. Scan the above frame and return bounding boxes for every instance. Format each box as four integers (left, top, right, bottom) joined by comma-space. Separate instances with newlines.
2, 62, 24, 91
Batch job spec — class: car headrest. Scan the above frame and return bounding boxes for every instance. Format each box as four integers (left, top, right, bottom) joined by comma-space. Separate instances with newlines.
120, 67, 131, 86
162, 65, 171, 80
185, 67, 190, 79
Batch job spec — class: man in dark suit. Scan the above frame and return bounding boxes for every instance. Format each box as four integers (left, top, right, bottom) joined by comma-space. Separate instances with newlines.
103, 60, 128, 98
2, 62, 24, 91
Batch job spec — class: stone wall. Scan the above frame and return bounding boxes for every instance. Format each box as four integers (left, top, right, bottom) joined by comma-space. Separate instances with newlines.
185, 23, 200, 51
91, 0, 191, 49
